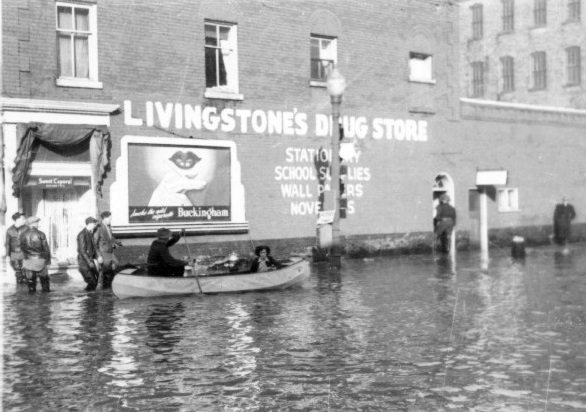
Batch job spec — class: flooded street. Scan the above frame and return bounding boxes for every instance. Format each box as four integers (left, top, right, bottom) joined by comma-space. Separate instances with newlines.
3, 245, 586, 411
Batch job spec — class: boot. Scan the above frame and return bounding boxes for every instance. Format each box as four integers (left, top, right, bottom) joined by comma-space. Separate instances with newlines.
40, 277, 51, 292
28, 279, 37, 293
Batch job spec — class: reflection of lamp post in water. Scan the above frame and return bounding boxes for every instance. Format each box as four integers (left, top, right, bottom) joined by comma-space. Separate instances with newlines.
326, 68, 346, 268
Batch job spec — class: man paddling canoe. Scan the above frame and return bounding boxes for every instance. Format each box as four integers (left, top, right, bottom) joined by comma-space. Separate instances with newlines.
147, 228, 190, 277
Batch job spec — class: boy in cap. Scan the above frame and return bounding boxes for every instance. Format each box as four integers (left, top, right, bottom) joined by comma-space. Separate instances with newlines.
20, 216, 51, 293
147, 228, 188, 277
77, 217, 100, 291
5, 212, 28, 284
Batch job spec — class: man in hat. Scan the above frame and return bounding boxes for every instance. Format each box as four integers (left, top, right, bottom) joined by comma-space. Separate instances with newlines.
94, 211, 122, 289
147, 228, 188, 277
434, 194, 457, 254
77, 217, 100, 291
5, 212, 28, 284
553, 196, 576, 247
20, 216, 51, 293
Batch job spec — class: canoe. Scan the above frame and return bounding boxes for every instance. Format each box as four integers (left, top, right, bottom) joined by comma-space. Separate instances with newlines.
112, 258, 310, 299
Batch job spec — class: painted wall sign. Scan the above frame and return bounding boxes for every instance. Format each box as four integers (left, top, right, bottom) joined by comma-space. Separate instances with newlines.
26, 176, 90, 188
123, 100, 429, 141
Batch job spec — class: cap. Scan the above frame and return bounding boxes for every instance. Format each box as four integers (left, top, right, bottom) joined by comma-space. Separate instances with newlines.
26, 216, 40, 225
157, 227, 172, 239
11, 212, 25, 221
85, 217, 98, 225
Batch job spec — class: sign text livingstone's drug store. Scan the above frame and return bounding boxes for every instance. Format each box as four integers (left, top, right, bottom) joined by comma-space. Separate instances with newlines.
123, 100, 429, 216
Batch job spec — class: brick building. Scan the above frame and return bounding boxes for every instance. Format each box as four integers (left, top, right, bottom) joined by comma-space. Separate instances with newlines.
1, 0, 585, 273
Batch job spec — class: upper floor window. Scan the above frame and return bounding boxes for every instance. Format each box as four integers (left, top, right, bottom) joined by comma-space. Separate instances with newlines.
409, 52, 434, 83
310, 35, 337, 82
531, 51, 547, 90
566, 46, 582, 86
205, 21, 241, 100
471, 61, 485, 97
56, 2, 101, 89
534, 0, 547, 26
567, 0, 581, 21
500, 56, 515, 93
502, 0, 515, 32
471, 4, 483, 39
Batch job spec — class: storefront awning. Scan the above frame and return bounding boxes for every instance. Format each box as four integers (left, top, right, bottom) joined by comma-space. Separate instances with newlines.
12, 123, 111, 198
476, 170, 508, 186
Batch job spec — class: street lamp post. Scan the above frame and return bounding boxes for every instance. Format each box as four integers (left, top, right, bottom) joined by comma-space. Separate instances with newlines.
326, 68, 346, 269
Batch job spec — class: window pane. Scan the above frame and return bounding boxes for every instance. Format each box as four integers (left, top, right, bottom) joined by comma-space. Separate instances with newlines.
205, 48, 217, 87
310, 39, 320, 59
75, 36, 89, 78
75, 8, 89, 31
57, 6, 73, 30
205, 24, 217, 46
59, 35, 73, 77
219, 26, 230, 42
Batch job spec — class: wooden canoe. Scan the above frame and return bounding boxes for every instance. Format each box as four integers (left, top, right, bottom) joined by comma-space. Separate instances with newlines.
112, 258, 310, 299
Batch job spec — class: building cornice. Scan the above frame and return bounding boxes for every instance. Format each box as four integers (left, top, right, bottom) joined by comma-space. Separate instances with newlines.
0, 97, 119, 116
460, 98, 586, 125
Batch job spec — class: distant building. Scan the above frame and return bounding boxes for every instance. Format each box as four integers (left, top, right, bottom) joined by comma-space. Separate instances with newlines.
459, 0, 585, 109
1, 1, 585, 272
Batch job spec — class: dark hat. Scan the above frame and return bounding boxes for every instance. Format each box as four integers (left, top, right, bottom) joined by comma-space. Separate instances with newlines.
85, 217, 98, 225
157, 227, 172, 239
254, 245, 270, 256
11, 212, 25, 221
26, 216, 40, 225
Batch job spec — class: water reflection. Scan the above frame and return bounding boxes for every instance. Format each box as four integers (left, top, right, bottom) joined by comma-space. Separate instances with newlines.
145, 302, 185, 359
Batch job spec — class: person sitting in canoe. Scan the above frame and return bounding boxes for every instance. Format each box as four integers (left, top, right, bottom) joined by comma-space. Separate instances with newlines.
147, 228, 190, 277
250, 246, 283, 273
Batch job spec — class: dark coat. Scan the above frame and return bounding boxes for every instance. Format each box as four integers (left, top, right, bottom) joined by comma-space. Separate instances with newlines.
77, 228, 97, 266
434, 203, 456, 235
6, 225, 27, 259
147, 234, 187, 277
250, 256, 282, 273
553, 203, 576, 244
20, 227, 51, 263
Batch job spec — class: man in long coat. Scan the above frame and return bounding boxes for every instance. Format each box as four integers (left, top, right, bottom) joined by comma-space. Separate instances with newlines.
77, 217, 99, 291
553, 197, 576, 246
20, 216, 51, 293
6, 212, 28, 284
147, 228, 188, 277
434, 194, 457, 253
94, 211, 122, 289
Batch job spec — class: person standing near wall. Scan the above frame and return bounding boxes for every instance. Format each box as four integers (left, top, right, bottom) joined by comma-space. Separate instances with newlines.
94, 211, 122, 289
77, 217, 100, 291
434, 194, 457, 254
553, 197, 576, 247
5, 212, 28, 284
20, 217, 51, 293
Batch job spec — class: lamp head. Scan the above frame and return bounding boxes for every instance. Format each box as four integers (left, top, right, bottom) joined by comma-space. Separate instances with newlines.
326, 68, 346, 97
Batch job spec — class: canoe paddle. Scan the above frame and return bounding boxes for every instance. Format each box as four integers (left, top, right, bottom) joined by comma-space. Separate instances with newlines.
182, 231, 203, 294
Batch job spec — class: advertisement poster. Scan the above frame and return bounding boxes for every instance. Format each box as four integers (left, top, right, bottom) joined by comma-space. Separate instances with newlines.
127, 142, 231, 223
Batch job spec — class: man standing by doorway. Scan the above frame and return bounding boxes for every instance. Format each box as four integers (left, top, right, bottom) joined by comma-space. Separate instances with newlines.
94, 211, 122, 289
434, 194, 457, 254
20, 216, 52, 293
77, 217, 100, 291
6, 212, 28, 284
553, 196, 576, 247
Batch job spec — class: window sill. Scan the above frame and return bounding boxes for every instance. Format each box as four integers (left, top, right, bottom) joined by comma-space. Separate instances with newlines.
564, 82, 582, 88
56, 78, 103, 89
204, 89, 244, 100
498, 209, 521, 213
310, 80, 327, 88
408, 77, 436, 85
497, 30, 514, 37
529, 24, 547, 30
529, 87, 546, 92
563, 19, 581, 25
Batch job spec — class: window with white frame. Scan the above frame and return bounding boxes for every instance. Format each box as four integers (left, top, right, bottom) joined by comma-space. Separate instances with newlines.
498, 188, 519, 212
204, 21, 241, 99
566, 46, 581, 85
409, 52, 434, 83
501, 56, 515, 93
56, 3, 101, 88
531, 51, 547, 90
502, 0, 515, 32
310, 35, 337, 82
568, 0, 581, 22
534, 0, 547, 26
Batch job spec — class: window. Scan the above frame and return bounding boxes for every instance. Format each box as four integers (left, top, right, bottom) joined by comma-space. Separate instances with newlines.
471, 61, 485, 97
568, 0, 581, 21
534, 0, 547, 26
531, 52, 547, 90
501, 56, 515, 92
310, 35, 337, 82
204, 21, 241, 99
566, 46, 582, 86
55, 3, 101, 88
409, 52, 434, 83
471, 4, 483, 39
502, 0, 515, 32
497, 188, 519, 212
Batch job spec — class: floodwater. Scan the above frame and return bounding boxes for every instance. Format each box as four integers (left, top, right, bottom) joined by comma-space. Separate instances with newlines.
2, 246, 586, 411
